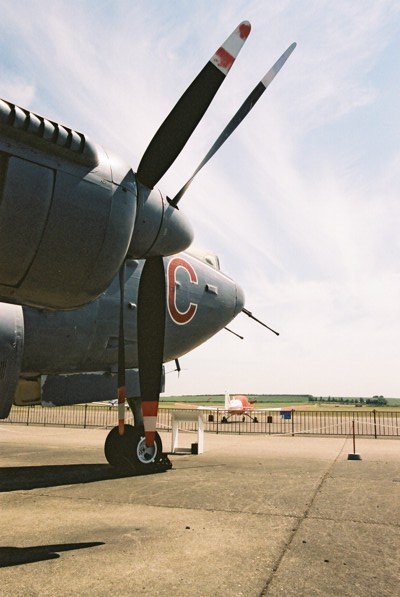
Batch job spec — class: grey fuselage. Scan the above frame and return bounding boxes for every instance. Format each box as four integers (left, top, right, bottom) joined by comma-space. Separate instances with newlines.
21, 252, 244, 375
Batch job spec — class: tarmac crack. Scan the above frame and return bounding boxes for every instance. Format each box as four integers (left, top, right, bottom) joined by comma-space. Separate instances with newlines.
259, 435, 349, 596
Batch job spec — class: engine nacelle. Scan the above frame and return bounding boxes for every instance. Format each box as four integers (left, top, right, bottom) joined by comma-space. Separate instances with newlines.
0, 100, 194, 310
0, 99, 137, 310
0, 303, 24, 418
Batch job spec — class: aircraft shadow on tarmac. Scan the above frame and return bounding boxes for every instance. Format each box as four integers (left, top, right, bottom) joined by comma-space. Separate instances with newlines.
0, 463, 155, 492
0, 542, 104, 568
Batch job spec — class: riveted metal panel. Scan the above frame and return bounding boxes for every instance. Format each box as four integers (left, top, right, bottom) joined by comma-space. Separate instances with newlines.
0, 156, 54, 286
20, 171, 112, 307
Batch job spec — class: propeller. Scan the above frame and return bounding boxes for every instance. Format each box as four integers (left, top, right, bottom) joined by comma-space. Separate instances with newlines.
116, 26, 296, 460
170, 42, 297, 205
117, 263, 126, 436
116, 22, 252, 447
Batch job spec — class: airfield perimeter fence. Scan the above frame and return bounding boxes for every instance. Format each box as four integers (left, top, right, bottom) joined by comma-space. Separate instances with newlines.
1, 405, 399, 438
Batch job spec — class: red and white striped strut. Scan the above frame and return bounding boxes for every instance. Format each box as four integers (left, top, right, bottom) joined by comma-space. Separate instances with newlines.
211, 21, 251, 75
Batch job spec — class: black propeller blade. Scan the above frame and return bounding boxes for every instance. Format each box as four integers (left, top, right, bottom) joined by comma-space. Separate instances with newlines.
115, 257, 166, 451
136, 21, 251, 189
171, 42, 297, 205
137, 257, 166, 447
117, 263, 126, 435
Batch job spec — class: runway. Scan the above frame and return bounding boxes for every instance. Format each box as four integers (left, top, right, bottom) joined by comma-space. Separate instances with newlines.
0, 425, 399, 596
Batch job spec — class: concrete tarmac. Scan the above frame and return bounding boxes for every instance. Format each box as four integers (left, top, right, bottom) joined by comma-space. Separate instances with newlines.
0, 425, 399, 596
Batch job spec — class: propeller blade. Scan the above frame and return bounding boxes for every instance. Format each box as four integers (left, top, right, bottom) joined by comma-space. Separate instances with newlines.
171, 42, 297, 205
137, 257, 166, 447
136, 21, 251, 189
117, 263, 126, 436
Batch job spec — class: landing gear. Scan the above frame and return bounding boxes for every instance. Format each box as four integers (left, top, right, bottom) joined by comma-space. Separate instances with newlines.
104, 425, 170, 472
221, 413, 258, 423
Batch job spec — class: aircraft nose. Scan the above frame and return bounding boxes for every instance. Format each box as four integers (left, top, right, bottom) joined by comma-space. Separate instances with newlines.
234, 283, 245, 317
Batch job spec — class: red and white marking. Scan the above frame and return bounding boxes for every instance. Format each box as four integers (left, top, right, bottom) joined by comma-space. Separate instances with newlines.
142, 400, 159, 447
211, 21, 251, 75
167, 257, 198, 325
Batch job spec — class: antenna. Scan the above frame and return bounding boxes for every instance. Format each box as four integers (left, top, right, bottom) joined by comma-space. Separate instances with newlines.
242, 308, 279, 336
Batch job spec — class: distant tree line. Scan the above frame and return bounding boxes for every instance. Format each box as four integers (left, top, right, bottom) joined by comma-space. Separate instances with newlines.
308, 396, 387, 406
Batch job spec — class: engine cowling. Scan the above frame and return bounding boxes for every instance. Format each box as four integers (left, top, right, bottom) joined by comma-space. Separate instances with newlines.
0, 303, 24, 418
0, 99, 137, 310
0, 99, 193, 310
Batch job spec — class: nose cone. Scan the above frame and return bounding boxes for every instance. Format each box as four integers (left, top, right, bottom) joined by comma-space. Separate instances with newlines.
234, 283, 245, 317
148, 202, 194, 257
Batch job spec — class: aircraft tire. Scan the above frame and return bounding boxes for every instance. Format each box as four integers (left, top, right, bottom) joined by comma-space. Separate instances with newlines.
104, 424, 137, 468
104, 425, 163, 470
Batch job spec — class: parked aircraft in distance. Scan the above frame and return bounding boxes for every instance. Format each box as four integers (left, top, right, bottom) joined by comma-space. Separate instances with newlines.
0, 21, 296, 471
221, 393, 259, 422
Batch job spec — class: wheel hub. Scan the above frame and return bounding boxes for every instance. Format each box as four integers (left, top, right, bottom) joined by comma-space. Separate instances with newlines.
136, 436, 158, 464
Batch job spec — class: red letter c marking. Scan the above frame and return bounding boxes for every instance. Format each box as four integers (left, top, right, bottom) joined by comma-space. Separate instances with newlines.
167, 257, 198, 325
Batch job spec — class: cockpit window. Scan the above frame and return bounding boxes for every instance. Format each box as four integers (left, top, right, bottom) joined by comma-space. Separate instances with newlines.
205, 254, 220, 270
185, 248, 220, 270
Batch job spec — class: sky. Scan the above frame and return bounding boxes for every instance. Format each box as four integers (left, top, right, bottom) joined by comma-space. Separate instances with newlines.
0, 0, 399, 397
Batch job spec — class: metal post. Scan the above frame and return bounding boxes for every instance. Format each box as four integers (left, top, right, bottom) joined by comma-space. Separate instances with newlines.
291, 409, 295, 437
127, 396, 144, 428
26, 406, 30, 426
216, 409, 219, 435
373, 409, 377, 439
83, 404, 88, 429
347, 418, 361, 459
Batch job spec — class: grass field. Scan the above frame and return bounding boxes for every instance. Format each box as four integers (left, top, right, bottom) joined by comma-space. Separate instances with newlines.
160, 394, 400, 409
